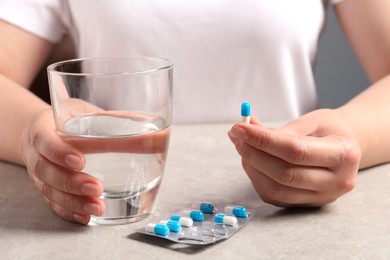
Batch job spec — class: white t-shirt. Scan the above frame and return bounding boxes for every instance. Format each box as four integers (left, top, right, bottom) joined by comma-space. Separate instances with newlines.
0, 0, 343, 123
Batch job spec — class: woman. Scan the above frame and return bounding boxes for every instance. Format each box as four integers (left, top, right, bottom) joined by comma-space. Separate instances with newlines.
0, 0, 389, 224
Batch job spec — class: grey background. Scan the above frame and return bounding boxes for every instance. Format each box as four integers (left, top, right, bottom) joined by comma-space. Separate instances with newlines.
315, 7, 370, 108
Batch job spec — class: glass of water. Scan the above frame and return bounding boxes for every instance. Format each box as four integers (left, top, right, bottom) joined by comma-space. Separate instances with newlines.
47, 56, 173, 225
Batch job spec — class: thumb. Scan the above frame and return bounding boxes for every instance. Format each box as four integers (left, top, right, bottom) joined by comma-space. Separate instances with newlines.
250, 115, 263, 126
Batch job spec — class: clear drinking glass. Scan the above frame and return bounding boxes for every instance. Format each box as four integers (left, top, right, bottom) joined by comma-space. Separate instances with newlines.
47, 56, 173, 225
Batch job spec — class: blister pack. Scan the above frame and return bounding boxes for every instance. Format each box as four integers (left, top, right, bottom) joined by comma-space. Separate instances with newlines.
135, 202, 254, 245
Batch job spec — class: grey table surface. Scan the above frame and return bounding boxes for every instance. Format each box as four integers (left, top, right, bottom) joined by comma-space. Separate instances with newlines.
1, 123, 390, 260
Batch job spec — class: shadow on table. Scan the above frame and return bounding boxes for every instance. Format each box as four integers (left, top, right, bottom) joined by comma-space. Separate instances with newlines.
127, 232, 217, 255
273, 206, 326, 216
252, 202, 332, 222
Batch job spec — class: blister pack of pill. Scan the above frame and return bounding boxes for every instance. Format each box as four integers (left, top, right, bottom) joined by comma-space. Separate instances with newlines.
135, 202, 254, 245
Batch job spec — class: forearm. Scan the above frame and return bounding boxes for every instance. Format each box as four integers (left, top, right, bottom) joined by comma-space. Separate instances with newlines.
0, 74, 50, 165
337, 74, 390, 169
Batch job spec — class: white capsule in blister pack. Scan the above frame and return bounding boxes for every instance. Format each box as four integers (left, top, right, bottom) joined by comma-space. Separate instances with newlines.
214, 213, 237, 226
170, 215, 193, 227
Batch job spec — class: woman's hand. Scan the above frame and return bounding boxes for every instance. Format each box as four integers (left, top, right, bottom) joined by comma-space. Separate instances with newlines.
228, 109, 361, 207
19, 108, 105, 224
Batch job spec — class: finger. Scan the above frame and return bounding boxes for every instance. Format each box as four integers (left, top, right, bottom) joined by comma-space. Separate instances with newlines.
62, 126, 170, 154
57, 108, 170, 155
230, 124, 347, 167
242, 161, 332, 207
44, 197, 90, 225
228, 115, 262, 143
234, 140, 334, 191
25, 146, 103, 197
33, 176, 105, 216
30, 119, 85, 170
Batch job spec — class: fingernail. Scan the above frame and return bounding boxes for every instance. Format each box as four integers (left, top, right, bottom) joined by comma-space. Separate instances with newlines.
65, 154, 83, 170
81, 183, 101, 196
83, 203, 101, 215
231, 126, 247, 140
73, 213, 88, 224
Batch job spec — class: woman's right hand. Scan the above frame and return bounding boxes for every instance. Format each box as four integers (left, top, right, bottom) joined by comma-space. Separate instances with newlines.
19, 108, 105, 224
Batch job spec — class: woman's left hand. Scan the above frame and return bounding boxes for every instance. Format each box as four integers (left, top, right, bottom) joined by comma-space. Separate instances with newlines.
228, 109, 361, 207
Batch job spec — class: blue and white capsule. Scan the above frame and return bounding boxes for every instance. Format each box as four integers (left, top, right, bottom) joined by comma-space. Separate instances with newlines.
192, 202, 214, 214
170, 215, 193, 227
159, 220, 182, 233
214, 213, 238, 226
182, 209, 204, 222
145, 223, 169, 237
224, 206, 248, 218
241, 102, 251, 124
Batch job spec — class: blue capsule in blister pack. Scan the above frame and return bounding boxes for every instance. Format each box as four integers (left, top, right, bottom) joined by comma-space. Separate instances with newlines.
192, 202, 214, 214
136, 202, 254, 245
145, 223, 170, 237
182, 209, 204, 222
224, 205, 248, 218
159, 220, 182, 233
